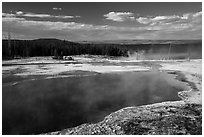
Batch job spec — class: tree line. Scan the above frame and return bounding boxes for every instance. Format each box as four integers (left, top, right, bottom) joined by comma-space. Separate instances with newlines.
2, 39, 128, 59
2, 39, 202, 60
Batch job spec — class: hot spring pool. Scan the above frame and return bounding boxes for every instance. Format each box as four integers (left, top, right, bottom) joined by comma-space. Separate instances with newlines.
2, 71, 188, 134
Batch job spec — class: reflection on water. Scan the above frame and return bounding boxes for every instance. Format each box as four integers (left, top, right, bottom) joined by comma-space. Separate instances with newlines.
2, 71, 187, 135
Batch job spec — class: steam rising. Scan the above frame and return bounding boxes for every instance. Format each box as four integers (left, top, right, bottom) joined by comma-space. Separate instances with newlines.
2, 72, 188, 134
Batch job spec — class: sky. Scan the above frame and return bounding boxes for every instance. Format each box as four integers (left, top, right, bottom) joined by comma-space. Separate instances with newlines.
2, 2, 202, 41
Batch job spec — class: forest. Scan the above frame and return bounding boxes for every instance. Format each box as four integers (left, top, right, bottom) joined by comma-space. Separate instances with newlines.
2, 38, 202, 60
2, 39, 128, 59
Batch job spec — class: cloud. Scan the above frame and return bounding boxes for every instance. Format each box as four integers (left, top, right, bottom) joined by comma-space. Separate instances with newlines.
137, 15, 180, 25
2, 17, 109, 32
136, 11, 202, 26
16, 11, 23, 15
2, 11, 80, 19
193, 11, 202, 18
133, 11, 202, 40
22, 13, 76, 19
182, 11, 202, 19
104, 12, 135, 22
2, 12, 15, 17
53, 7, 62, 10
54, 15, 79, 19
22, 13, 52, 18
2, 16, 26, 22
2, 11, 202, 40
136, 17, 152, 24
2, 17, 112, 40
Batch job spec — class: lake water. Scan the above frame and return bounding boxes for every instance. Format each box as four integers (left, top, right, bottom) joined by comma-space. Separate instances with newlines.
2, 71, 188, 134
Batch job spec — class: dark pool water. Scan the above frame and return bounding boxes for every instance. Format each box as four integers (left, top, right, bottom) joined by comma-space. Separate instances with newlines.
2, 71, 188, 135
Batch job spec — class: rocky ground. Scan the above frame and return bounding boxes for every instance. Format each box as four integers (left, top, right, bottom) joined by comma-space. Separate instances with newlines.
45, 102, 201, 135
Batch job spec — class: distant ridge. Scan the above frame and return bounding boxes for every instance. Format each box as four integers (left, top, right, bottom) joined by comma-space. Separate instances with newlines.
2, 38, 201, 45
76, 39, 202, 45
32, 38, 79, 45
2, 38, 80, 46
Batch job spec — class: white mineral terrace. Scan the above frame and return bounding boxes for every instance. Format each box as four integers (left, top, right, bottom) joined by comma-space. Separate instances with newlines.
3, 56, 201, 76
